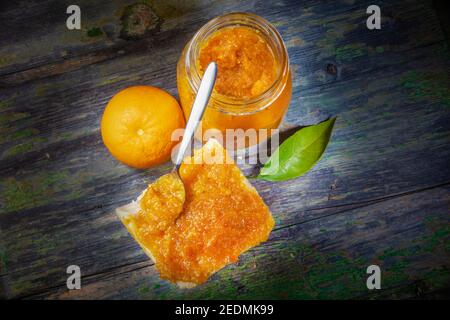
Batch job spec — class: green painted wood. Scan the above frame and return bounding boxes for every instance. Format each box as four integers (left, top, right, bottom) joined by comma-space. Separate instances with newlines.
1, 0, 449, 299
27, 186, 450, 299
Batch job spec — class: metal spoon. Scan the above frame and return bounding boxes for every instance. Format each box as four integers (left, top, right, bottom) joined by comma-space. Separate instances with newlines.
138, 62, 217, 229
173, 62, 217, 174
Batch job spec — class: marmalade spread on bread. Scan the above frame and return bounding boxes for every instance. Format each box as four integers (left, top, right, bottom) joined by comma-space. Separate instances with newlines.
198, 26, 277, 98
123, 142, 274, 284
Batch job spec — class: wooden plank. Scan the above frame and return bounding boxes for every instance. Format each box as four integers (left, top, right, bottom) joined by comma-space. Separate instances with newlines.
1, 0, 449, 299
25, 185, 450, 299
0, 0, 257, 83
0, 0, 444, 87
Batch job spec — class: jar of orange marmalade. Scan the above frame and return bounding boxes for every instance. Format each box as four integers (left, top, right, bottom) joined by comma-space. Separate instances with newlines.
177, 12, 292, 149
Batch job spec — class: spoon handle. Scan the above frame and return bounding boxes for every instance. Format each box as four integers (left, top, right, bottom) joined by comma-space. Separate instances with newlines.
174, 62, 217, 170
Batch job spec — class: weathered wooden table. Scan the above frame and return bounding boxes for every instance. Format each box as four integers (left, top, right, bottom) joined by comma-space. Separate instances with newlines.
0, 0, 449, 300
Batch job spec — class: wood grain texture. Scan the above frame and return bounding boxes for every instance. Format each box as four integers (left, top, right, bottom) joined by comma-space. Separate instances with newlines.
0, 0, 449, 299
28, 185, 450, 299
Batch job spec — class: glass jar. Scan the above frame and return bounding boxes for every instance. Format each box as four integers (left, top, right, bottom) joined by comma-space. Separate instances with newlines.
177, 12, 292, 149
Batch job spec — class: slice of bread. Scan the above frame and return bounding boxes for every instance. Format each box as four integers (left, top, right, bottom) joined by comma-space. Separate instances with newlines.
116, 139, 274, 287
117, 187, 198, 289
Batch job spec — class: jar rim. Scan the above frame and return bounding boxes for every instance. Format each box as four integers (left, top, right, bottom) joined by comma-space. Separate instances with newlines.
185, 12, 290, 115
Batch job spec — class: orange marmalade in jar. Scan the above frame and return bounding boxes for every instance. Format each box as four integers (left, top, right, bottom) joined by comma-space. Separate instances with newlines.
177, 12, 292, 149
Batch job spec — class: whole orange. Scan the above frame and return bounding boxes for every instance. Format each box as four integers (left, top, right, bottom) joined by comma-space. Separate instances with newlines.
101, 86, 185, 169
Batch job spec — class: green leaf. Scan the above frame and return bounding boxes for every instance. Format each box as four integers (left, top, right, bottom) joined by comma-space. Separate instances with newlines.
257, 117, 336, 181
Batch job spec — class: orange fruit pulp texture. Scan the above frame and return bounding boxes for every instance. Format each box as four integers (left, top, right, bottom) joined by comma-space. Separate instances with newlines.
101, 86, 185, 169
123, 140, 275, 284
177, 26, 292, 145
198, 26, 277, 98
